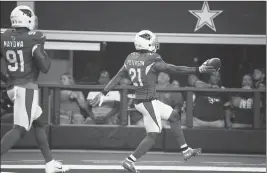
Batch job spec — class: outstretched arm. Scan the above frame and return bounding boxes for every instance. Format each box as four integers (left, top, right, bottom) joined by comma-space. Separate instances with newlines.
152, 61, 198, 74
152, 61, 214, 74
90, 65, 128, 107
102, 65, 128, 94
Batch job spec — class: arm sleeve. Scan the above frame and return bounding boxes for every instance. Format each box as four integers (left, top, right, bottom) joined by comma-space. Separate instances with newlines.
32, 31, 51, 73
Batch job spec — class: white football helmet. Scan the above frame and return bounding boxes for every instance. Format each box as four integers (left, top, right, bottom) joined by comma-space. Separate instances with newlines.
10, 5, 37, 30
134, 30, 159, 52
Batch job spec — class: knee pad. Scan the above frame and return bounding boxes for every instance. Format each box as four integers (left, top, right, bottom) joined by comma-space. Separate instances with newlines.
168, 110, 181, 123
14, 125, 27, 138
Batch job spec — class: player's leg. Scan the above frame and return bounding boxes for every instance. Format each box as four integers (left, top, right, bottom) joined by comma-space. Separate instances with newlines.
32, 116, 52, 162
158, 100, 201, 160
31, 90, 70, 173
1, 125, 27, 155
30, 92, 53, 163
32, 115, 70, 173
1, 87, 28, 155
122, 100, 161, 173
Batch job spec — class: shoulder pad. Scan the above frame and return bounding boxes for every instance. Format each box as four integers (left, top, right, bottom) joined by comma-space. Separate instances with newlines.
148, 52, 163, 62
1, 29, 12, 38
1, 29, 11, 50
29, 30, 46, 45
126, 52, 137, 60
129, 52, 138, 57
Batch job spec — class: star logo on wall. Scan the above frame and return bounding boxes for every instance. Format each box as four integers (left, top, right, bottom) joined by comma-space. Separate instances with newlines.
189, 1, 223, 32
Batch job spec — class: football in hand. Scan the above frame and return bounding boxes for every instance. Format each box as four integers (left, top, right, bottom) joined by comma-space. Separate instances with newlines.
206, 58, 221, 70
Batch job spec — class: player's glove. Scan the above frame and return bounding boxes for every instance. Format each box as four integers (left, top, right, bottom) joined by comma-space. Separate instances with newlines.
90, 92, 105, 107
198, 60, 216, 73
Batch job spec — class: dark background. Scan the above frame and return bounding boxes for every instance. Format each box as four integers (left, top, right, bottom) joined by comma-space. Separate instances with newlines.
0, 1, 17, 28
34, 1, 266, 34
1, 1, 266, 34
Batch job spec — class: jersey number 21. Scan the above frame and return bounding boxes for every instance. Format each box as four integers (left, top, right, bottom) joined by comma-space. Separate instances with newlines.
129, 68, 144, 87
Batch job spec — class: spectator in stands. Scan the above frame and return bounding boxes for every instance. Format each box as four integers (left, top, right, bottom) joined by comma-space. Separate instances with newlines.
253, 68, 266, 128
172, 80, 180, 88
98, 70, 111, 86
253, 68, 265, 89
225, 74, 255, 129
86, 70, 120, 125
60, 73, 93, 125
157, 72, 184, 128
188, 72, 227, 128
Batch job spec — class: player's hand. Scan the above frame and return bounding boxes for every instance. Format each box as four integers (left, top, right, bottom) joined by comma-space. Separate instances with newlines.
90, 93, 104, 107
198, 60, 216, 73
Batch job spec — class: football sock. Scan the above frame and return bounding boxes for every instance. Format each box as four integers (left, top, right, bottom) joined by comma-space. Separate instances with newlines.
1, 126, 26, 155
169, 120, 188, 151
181, 144, 189, 153
131, 132, 157, 160
33, 127, 53, 163
126, 154, 136, 163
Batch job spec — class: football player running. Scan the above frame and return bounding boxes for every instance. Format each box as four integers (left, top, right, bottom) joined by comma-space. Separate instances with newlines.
91, 30, 216, 173
0, 5, 69, 173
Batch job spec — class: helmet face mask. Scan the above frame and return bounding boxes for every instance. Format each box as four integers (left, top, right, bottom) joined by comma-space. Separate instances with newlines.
10, 5, 37, 30
134, 30, 160, 52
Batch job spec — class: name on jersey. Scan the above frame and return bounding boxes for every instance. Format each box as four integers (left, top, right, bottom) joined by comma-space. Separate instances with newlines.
126, 60, 145, 66
4, 41, 24, 48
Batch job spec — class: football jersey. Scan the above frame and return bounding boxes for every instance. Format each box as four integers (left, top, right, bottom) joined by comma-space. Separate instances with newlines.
1, 29, 46, 88
124, 51, 163, 100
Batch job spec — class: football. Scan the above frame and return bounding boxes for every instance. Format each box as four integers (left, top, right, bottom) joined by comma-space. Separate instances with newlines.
206, 58, 221, 70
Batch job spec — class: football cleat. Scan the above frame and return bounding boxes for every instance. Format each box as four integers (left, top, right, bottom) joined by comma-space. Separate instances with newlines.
122, 159, 140, 173
45, 160, 70, 173
182, 147, 202, 161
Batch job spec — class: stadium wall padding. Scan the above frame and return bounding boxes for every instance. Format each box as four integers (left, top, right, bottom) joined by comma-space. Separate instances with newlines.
164, 128, 266, 154
49, 126, 164, 150
1, 124, 266, 154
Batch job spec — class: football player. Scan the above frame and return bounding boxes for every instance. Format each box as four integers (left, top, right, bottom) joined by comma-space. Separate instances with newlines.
91, 30, 216, 173
0, 5, 69, 173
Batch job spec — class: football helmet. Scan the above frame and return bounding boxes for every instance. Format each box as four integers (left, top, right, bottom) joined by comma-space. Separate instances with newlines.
10, 5, 38, 30
134, 30, 159, 52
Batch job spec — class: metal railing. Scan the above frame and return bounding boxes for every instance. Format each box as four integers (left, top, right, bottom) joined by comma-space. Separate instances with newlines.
1, 84, 265, 129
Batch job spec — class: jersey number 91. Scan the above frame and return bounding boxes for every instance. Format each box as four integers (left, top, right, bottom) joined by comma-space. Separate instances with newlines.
6, 50, 24, 72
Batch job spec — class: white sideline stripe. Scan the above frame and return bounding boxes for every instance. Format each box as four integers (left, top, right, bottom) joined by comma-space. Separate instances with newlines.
1, 165, 266, 172
8, 149, 265, 158
204, 161, 242, 164
81, 160, 184, 163
2, 160, 265, 166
